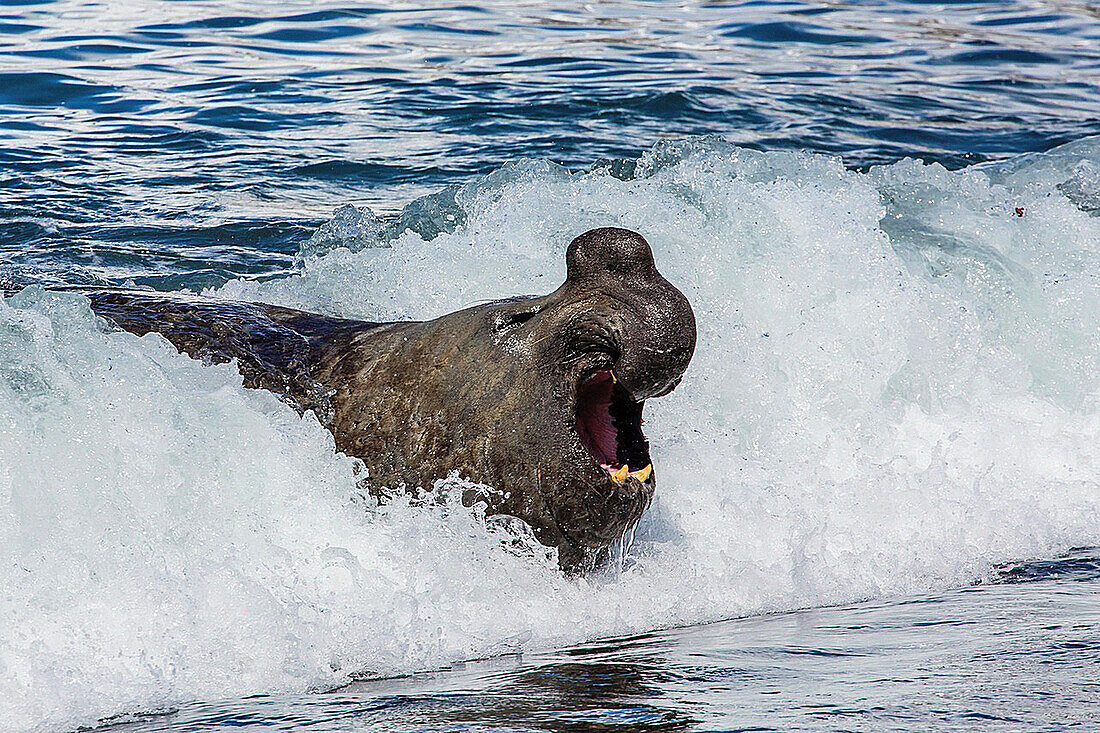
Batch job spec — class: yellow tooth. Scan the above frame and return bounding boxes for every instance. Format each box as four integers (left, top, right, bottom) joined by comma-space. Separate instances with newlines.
609, 370, 617, 384
629, 464, 653, 482
609, 465, 629, 484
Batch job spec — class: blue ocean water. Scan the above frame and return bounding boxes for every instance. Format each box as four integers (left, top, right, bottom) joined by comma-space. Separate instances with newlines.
1, 2, 1099, 732
3, 0, 1099, 291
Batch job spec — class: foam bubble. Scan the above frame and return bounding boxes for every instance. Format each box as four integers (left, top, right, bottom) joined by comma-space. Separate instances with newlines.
3, 138, 1099, 732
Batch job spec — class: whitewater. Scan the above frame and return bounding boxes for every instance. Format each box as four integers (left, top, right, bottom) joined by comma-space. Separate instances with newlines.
1, 137, 1098, 732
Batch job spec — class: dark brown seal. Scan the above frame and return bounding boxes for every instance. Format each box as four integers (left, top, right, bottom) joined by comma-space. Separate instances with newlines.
85, 227, 697, 571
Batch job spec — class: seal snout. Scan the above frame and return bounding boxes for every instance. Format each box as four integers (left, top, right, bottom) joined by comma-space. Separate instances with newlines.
567, 228, 696, 403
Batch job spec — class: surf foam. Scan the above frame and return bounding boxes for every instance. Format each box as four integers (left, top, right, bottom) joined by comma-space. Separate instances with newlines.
3, 138, 1098, 732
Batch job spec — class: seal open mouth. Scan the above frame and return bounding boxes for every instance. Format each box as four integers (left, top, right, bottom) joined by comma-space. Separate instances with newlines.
575, 369, 653, 486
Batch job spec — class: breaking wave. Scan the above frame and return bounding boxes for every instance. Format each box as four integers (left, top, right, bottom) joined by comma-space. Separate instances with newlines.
2, 137, 1098, 731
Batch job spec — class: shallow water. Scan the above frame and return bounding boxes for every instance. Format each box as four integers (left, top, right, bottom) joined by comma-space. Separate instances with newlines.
1, 2, 1099, 732
108, 549, 1100, 732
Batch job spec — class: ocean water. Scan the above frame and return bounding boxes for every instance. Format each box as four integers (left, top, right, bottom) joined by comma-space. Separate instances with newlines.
1, 2, 1099, 732
102, 550, 1100, 732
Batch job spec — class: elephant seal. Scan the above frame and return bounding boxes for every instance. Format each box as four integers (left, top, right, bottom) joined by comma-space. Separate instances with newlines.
84, 227, 696, 572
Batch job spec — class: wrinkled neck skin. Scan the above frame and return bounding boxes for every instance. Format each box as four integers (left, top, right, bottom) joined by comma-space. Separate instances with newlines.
316, 228, 697, 573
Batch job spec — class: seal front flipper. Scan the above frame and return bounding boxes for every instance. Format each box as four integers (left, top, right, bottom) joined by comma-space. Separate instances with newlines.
85, 289, 380, 418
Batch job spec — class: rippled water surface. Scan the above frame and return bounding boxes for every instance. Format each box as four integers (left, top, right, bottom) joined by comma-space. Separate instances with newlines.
3, 0, 1100, 288
1, 2, 1099, 732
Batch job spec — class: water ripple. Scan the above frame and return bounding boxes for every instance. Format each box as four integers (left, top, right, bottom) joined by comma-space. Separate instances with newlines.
1, 0, 1099, 284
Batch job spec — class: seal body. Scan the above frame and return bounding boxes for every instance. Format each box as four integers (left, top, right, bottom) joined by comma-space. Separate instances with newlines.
86, 228, 697, 571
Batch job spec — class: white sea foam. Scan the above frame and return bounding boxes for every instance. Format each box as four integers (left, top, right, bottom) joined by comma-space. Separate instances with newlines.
2, 139, 1098, 732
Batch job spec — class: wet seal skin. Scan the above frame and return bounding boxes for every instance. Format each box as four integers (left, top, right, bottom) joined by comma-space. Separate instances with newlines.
84, 228, 697, 572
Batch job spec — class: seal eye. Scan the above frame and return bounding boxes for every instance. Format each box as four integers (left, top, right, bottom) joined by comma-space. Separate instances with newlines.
494, 308, 539, 334
507, 310, 537, 326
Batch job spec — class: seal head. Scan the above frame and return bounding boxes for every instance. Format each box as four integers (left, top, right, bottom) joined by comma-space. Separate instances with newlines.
521, 228, 696, 568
